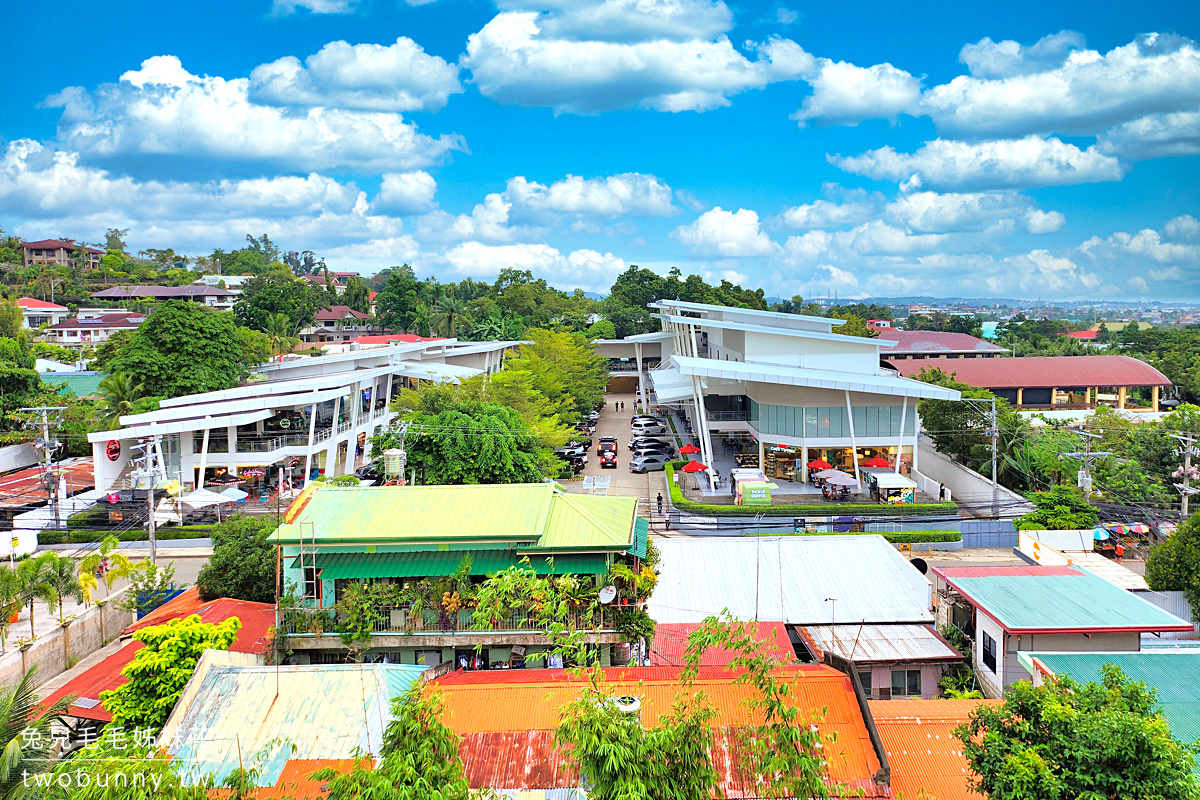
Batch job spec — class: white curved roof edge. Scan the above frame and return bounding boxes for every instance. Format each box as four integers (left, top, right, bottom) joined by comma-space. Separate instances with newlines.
649, 299, 845, 327
671, 355, 961, 401
119, 385, 353, 428
89, 408, 274, 444
654, 313, 899, 349
157, 364, 402, 411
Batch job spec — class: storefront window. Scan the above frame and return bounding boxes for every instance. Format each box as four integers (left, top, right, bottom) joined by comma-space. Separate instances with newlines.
749, 402, 916, 439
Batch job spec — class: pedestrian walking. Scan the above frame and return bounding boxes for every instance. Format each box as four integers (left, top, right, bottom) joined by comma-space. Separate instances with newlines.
938, 482, 946, 501
656, 493, 664, 515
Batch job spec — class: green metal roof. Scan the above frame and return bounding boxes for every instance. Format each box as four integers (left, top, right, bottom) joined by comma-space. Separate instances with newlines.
1020, 649, 1200, 756
49, 371, 105, 399
939, 566, 1193, 634
272, 483, 638, 553
298, 550, 609, 580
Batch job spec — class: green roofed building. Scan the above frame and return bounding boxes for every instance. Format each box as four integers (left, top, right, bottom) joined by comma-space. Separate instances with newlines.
272, 482, 650, 670
934, 565, 1192, 698
1019, 647, 1200, 767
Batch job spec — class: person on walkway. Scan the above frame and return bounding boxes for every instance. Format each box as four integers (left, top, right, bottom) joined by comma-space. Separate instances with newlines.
656, 493, 664, 515
938, 483, 946, 501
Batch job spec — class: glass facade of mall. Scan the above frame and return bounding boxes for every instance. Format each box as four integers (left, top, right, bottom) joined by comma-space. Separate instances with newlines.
748, 399, 916, 439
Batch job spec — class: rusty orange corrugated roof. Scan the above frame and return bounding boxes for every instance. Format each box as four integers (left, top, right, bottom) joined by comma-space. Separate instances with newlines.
432, 664, 883, 794
869, 698, 1002, 800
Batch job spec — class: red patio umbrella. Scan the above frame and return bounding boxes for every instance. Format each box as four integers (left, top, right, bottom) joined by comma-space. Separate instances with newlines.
680, 460, 709, 473
806, 458, 833, 470
678, 443, 702, 455
861, 456, 891, 468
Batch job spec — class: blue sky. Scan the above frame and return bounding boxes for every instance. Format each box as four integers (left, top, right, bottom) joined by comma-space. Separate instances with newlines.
2, 0, 1198, 300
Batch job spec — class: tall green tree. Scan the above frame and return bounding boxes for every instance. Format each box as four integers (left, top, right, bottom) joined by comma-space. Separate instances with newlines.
1147, 511, 1200, 617
0, 301, 21, 340
955, 665, 1199, 800
196, 514, 277, 603
106, 300, 252, 397
15, 554, 56, 640
232, 275, 323, 331
89, 372, 145, 431
501, 328, 608, 423
263, 312, 300, 361
432, 293, 468, 338
42, 554, 83, 624
101, 614, 241, 730
78, 535, 134, 602
343, 275, 372, 315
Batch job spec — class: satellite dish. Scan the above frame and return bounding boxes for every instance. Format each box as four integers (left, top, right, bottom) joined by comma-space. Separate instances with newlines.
910, 557, 928, 575
598, 585, 618, 604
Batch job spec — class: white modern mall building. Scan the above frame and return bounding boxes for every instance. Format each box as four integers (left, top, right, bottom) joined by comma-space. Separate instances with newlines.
631, 301, 961, 493
89, 339, 517, 496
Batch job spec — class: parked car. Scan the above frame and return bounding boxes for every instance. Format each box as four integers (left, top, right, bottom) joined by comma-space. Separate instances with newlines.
599, 450, 617, 468
569, 436, 592, 450
630, 453, 670, 473
597, 436, 618, 454
555, 444, 587, 462
630, 419, 667, 435
631, 444, 675, 460
559, 454, 586, 477
587, 410, 601, 422
629, 436, 669, 450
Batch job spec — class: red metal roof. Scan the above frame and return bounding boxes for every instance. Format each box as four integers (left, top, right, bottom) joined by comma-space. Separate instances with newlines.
433, 664, 887, 796
870, 699, 1001, 800
1063, 330, 1099, 340
0, 457, 94, 510
46, 313, 144, 331
934, 565, 1079, 579
878, 330, 1007, 356
349, 333, 442, 345
15, 297, 68, 311
39, 588, 274, 722
890, 355, 1170, 389
650, 621, 794, 666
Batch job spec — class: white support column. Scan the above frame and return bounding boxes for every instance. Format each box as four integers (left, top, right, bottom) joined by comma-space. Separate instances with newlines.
895, 397, 908, 474
303, 402, 318, 487
634, 342, 646, 412
326, 395, 342, 478
801, 445, 808, 483
152, 435, 167, 481
197, 425, 211, 489
912, 408, 921, 474
845, 390, 861, 492
687, 323, 716, 490
346, 381, 362, 473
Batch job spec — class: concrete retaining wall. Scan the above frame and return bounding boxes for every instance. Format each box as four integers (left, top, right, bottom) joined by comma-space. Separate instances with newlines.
0, 589, 135, 690
916, 440, 1033, 518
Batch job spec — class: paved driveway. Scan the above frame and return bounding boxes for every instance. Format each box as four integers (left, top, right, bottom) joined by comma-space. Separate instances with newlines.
569, 391, 671, 520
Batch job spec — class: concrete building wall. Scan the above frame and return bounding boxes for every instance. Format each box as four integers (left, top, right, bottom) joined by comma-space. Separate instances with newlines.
742, 331, 879, 373
0, 592, 134, 691
861, 663, 947, 700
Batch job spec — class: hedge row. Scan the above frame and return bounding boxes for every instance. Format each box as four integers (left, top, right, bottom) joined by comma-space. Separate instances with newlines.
38, 526, 218, 545
663, 462, 959, 518
766, 529, 962, 543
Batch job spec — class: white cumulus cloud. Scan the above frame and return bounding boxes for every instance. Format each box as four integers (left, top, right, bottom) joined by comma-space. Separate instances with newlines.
48, 55, 465, 177
958, 31, 1086, 78
462, 10, 811, 114
372, 171, 438, 215
1165, 215, 1200, 240
1022, 208, 1066, 234
505, 173, 677, 217
271, 0, 357, 14
1097, 111, 1200, 161
497, 0, 734, 43
791, 59, 922, 126
249, 38, 463, 112
672, 207, 778, 256
829, 136, 1127, 190
442, 241, 627, 291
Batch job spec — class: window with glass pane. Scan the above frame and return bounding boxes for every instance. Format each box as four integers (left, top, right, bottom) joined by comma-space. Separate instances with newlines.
907, 670, 921, 696
982, 631, 997, 671
891, 670, 906, 697
858, 671, 872, 697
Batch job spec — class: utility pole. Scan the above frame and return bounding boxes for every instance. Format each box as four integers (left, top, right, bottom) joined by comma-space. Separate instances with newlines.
961, 398, 1000, 518
129, 440, 158, 564
19, 406, 65, 530
1169, 432, 1199, 516
1059, 431, 1111, 500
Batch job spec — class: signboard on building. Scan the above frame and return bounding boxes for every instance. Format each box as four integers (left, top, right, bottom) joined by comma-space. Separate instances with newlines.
105, 440, 121, 461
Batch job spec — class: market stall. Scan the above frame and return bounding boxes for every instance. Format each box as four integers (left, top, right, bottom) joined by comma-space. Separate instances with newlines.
865, 471, 918, 504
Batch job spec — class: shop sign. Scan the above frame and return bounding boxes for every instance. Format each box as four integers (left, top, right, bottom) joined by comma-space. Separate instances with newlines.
748, 487, 767, 500
278, 418, 292, 429
105, 440, 121, 461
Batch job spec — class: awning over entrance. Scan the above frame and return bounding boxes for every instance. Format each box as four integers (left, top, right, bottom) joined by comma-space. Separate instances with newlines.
649, 366, 696, 403
294, 550, 610, 580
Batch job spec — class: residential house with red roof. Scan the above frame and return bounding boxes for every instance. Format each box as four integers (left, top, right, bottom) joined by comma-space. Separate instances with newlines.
14, 297, 69, 328
298, 305, 381, 344
22, 238, 103, 269
44, 311, 145, 348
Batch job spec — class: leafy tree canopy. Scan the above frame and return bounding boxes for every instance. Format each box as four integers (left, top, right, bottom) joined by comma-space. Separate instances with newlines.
196, 513, 277, 603
233, 275, 326, 331
1147, 510, 1200, 617
955, 665, 1200, 800
1015, 485, 1100, 530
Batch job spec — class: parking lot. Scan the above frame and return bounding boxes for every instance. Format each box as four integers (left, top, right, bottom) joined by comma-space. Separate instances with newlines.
569, 392, 669, 512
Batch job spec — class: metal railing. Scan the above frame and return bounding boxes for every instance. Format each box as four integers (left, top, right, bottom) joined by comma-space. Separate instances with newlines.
281, 604, 616, 636
706, 410, 749, 421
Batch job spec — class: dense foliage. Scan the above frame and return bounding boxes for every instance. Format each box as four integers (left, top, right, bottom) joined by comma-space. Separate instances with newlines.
955, 665, 1199, 800
1146, 511, 1200, 616
104, 300, 266, 397
1015, 485, 1101, 530
196, 514, 277, 603
100, 614, 241, 730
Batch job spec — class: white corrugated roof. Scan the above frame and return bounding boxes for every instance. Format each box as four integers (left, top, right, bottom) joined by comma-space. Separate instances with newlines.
797, 623, 963, 664
649, 536, 933, 625
671, 355, 961, 400
1073, 552, 1149, 591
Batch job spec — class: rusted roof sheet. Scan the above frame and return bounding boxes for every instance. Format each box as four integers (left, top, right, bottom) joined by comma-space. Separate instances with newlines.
878, 330, 1007, 356
797, 624, 964, 665
890, 355, 1170, 389
650, 621, 795, 666
433, 664, 885, 795
0, 457, 94, 510
40, 589, 275, 722
458, 731, 576, 790
870, 699, 1001, 800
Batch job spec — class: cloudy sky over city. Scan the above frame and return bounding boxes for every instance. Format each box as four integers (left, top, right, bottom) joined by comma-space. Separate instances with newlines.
2, 0, 1198, 299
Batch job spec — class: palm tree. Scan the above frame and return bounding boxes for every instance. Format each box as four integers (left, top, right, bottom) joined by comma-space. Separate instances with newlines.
432, 294, 468, 338
0, 570, 20, 656
79, 535, 134, 602
43, 555, 83, 624
16, 555, 56, 640
0, 667, 66, 796
410, 302, 432, 337
264, 312, 300, 362
90, 373, 144, 431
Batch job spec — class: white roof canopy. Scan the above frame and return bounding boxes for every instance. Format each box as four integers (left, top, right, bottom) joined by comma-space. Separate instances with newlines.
870, 473, 919, 490
648, 366, 698, 403
671, 355, 960, 401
